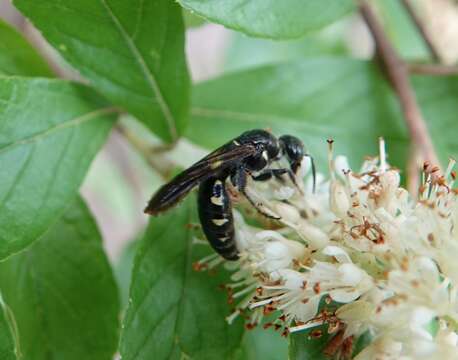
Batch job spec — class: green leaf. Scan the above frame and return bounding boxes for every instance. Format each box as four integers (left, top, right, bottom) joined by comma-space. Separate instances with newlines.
290, 328, 373, 359
289, 326, 331, 360
0, 197, 120, 360
225, 25, 349, 73
14, 0, 190, 143
187, 57, 409, 172
119, 196, 245, 360
0, 19, 53, 77
114, 239, 140, 309
0, 78, 116, 259
178, 0, 355, 39
410, 74, 458, 167
0, 295, 18, 360
187, 57, 458, 172
237, 327, 288, 360
183, 9, 206, 28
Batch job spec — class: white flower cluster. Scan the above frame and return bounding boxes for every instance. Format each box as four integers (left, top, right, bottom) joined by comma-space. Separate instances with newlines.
196, 140, 458, 359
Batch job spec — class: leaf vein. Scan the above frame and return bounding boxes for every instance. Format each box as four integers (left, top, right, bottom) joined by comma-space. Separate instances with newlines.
0, 144, 34, 211
0, 107, 116, 155
99, 0, 177, 141
167, 201, 194, 359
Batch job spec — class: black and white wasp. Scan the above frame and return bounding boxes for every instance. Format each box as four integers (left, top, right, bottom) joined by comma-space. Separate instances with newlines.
144, 129, 315, 261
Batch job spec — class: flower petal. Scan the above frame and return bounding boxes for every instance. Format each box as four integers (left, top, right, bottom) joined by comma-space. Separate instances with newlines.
323, 245, 352, 263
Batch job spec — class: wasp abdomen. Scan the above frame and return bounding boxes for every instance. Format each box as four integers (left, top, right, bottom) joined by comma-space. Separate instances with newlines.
198, 177, 238, 260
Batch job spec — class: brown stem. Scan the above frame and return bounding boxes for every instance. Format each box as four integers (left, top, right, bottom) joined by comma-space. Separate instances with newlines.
359, 1, 441, 190
400, 0, 442, 62
406, 144, 421, 196
115, 123, 175, 180
408, 63, 458, 76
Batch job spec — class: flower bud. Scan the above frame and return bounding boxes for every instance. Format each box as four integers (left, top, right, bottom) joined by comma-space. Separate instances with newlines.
381, 170, 399, 187
323, 245, 352, 263
336, 300, 374, 322
442, 330, 458, 347
272, 201, 301, 223
330, 180, 350, 218
338, 263, 364, 286
262, 241, 293, 272
334, 155, 351, 180
273, 186, 295, 201
262, 239, 305, 272
297, 222, 329, 250
277, 269, 305, 290
254, 231, 306, 273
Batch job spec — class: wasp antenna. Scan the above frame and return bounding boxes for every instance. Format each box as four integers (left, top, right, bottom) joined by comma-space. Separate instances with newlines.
305, 154, 317, 194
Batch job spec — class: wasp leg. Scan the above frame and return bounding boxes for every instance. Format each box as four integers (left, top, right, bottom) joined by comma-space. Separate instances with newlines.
253, 168, 304, 195
231, 167, 281, 220
252, 168, 289, 182
285, 168, 304, 195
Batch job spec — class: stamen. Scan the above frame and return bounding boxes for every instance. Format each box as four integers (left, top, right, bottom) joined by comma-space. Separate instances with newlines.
192, 237, 210, 246
379, 137, 387, 173
226, 309, 241, 324
232, 283, 257, 299
197, 252, 219, 264
226, 279, 254, 289
207, 257, 224, 269
445, 158, 456, 181
327, 139, 336, 180
250, 292, 291, 308
289, 320, 324, 333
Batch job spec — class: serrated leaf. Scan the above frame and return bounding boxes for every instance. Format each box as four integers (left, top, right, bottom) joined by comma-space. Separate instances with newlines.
0, 19, 53, 77
0, 295, 18, 360
14, 0, 190, 142
119, 196, 244, 360
186, 57, 409, 172
0, 197, 120, 360
178, 0, 354, 39
0, 77, 116, 259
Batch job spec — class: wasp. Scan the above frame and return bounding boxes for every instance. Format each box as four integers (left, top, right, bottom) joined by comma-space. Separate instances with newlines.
144, 129, 315, 261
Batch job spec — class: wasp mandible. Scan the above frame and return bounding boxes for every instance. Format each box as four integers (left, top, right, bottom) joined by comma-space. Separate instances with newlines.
144, 129, 315, 261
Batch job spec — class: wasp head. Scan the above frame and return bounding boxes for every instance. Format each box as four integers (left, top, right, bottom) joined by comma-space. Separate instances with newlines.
279, 135, 305, 173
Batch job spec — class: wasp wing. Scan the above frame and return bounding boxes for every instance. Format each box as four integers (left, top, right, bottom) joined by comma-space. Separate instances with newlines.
144, 143, 256, 215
